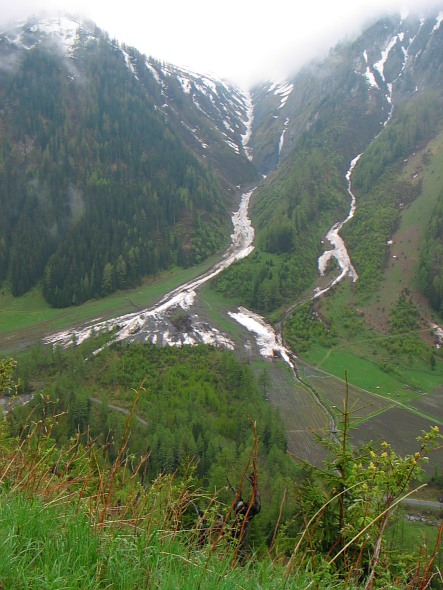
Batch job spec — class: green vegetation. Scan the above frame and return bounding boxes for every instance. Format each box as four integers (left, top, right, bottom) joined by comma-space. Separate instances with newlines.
10, 341, 295, 545
419, 187, 443, 314
286, 390, 443, 585
343, 92, 443, 295
2, 15, 443, 587
212, 145, 347, 313
1, 357, 442, 589
352, 93, 443, 196
0, 491, 309, 590
290, 300, 442, 396
212, 249, 316, 313
0, 35, 229, 307
284, 301, 338, 353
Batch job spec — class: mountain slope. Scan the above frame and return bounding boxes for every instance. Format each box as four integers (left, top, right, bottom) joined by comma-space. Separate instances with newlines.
233, 11, 443, 315
249, 12, 443, 176
0, 16, 257, 307
0, 10, 442, 321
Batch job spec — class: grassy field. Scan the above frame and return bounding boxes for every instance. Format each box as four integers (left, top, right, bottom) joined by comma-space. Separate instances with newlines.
362, 129, 443, 331
387, 514, 443, 560
304, 343, 443, 399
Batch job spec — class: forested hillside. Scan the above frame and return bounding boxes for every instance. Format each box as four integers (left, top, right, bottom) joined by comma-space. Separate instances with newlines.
214, 13, 443, 323
419, 187, 443, 314
10, 338, 296, 544
0, 18, 256, 308
342, 92, 443, 294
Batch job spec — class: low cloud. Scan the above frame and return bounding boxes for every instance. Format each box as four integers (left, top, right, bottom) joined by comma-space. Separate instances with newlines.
1, 0, 442, 88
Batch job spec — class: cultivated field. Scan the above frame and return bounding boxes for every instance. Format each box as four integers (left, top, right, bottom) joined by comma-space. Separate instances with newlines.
264, 362, 330, 467
299, 360, 395, 420
350, 406, 443, 473
412, 386, 443, 422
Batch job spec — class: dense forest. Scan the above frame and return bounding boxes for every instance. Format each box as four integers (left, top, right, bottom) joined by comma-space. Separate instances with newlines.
9, 339, 296, 544
0, 33, 228, 307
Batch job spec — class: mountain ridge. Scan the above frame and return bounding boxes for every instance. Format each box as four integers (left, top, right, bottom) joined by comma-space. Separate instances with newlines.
0, 9, 442, 320
0, 14, 258, 306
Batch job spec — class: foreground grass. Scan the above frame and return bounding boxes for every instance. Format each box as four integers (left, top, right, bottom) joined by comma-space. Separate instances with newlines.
0, 493, 310, 590
0, 412, 345, 590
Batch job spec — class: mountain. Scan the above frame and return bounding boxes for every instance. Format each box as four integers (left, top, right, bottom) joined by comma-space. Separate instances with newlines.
0, 10, 442, 320
250, 12, 443, 175
211, 11, 443, 320
0, 15, 257, 307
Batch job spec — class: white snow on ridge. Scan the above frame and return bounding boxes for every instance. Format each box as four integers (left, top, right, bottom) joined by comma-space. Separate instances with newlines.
274, 83, 293, 97
30, 16, 81, 52
177, 75, 192, 94
267, 80, 294, 109
433, 12, 443, 32
2, 16, 86, 53
200, 76, 218, 95
315, 154, 361, 297
374, 35, 399, 81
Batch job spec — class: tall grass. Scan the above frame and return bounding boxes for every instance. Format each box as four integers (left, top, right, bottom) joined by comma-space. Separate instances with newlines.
0, 389, 441, 589
0, 394, 313, 589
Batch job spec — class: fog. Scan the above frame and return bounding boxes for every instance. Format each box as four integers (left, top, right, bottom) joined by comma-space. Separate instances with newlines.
1, 0, 442, 87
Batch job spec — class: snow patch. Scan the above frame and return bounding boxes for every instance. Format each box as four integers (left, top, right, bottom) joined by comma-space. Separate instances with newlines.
374, 35, 398, 82
224, 138, 240, 154
268, 80, 294, 109
364, 67, 378, 88
433, 12, 443, 32
316, 154, 361, 296
121, 49, 138, 79
177, 75, 192, 94
431, 323, 443, 348
228, 307, 295, 369
44, 190, 256, 351
2, 16, 88, 54
278, 117, 289, 157
145, 60, 162, 85
240, 90, 254, 161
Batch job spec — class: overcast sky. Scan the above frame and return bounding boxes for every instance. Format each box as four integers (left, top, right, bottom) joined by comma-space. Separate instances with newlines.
1, 0, 442, 87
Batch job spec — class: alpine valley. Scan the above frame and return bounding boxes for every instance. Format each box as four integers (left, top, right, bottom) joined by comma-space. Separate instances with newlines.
1, 6, 443, 528
2, 9, 443, 587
